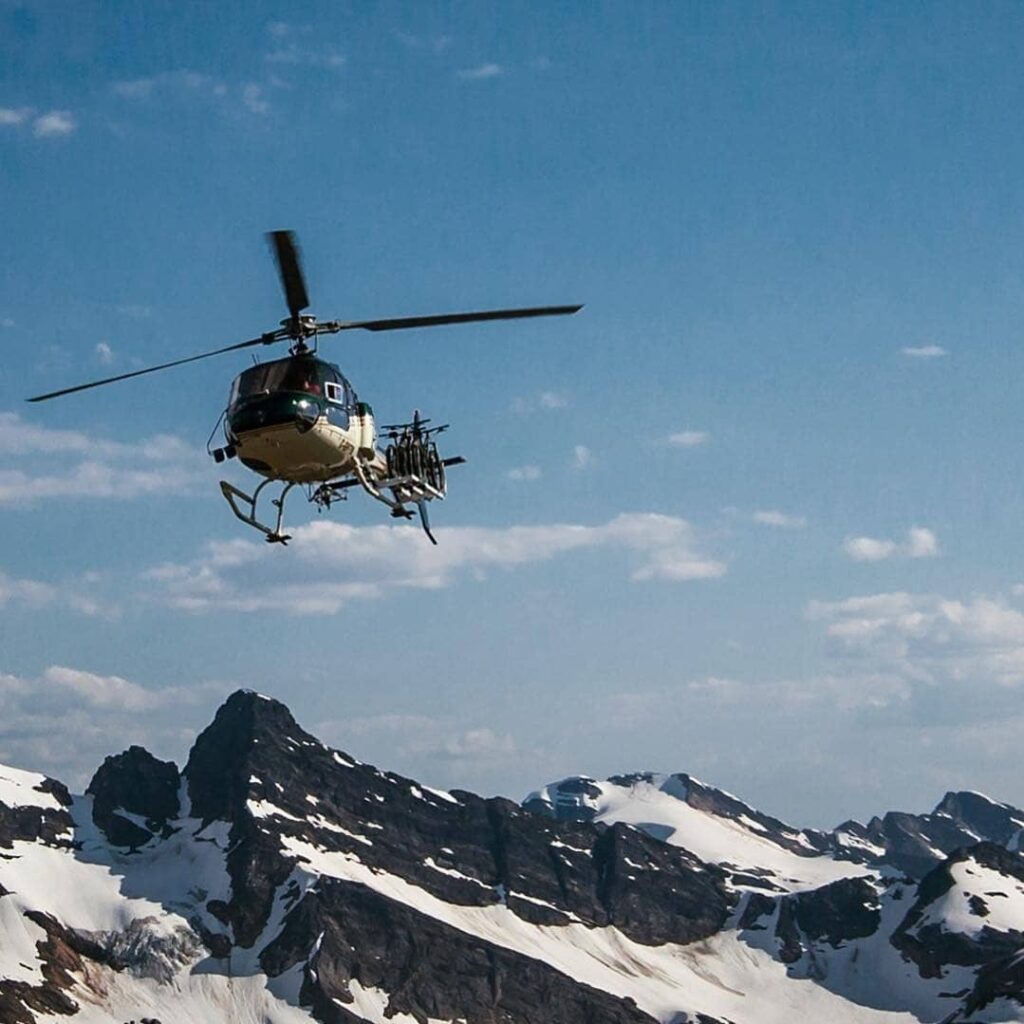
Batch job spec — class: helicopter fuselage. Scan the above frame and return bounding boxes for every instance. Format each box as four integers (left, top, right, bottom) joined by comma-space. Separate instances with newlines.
224, 354, 384, 484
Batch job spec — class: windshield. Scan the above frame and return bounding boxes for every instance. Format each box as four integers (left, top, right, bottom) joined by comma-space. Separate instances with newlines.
230, 358, 324, 406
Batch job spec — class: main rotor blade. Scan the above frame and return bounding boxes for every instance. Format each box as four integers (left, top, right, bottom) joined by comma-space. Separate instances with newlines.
268, 230, 310, 320
334, 304, 583, 333
26, 333, 278, 403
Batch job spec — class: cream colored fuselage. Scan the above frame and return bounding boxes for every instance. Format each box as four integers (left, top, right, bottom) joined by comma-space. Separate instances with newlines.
234, 411, 384, 484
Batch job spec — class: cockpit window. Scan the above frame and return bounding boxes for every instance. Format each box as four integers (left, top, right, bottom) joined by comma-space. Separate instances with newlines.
229, 358, 329, 407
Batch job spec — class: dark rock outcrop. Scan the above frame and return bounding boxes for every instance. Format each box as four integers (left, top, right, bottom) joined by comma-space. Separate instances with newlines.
86, 747, 179, 849
261, 877, 660, 1024
0, 798, 73, 851
891, 843, 1024, 979
773, 877, 881, 963
0, 910, 122, 1023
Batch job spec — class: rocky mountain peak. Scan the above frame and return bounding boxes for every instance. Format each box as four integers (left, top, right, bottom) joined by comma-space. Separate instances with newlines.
934, 790, 1024, 845
4, 696, 1024, 1024
86, 745, 179, 849
183, 689, 313, 824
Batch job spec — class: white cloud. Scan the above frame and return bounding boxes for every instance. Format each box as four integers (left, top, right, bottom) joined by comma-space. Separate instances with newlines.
539, 391, 568, 409
843, 536, 898, 562
113, 70, 220, 99
753, 510, 807, 529
457, 63, 503, 80
32, 111, 75, 137
0, 568, 115, 618
512, 391, 569, 414
94, 341, 113, 365
0, 666, 226, 788
265, 44, 345, 69
0, 107, 32, 126
146, 512, 725, 615
667, 430, 710, 448
0, 571, 56, 609
316, 712, 524, 793
242, 83, 269, 114
906, 526, 939, 558
506, 465, 541, 482
113, 70, 280, 114
0, 412, 199, 505
807, 590, 1024, 688
572, 445, 593, 470
902, 345, 947, 358
843, 526, 939, 562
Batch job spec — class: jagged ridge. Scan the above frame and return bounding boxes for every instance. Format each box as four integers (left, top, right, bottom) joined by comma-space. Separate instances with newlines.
0, 692, 1022, 1024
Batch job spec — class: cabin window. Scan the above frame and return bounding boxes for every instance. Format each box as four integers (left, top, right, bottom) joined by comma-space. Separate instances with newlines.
325, 381, 344, 403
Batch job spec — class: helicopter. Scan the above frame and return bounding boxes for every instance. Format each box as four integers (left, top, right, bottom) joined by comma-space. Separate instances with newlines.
28, 231, 582, 545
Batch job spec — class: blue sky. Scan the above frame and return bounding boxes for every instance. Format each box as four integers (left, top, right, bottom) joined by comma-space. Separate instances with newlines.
4, 1, 1024, 827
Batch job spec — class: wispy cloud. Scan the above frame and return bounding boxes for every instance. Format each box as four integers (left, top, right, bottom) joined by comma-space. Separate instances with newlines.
902, 345, 947, 359
0, 108, 76, 137
112, 70, 224, 100
111, 70, 267, 116
807, 589, 1024, 688
667, 430, 710, 448
145, 512, 725, 615
0, 567, 116, 619
511, 391, 569, 414
506, 465, 541, 482
0, 666, 225, 787
539, 391, 568, 409
0, 412, 200, 505
457, 63, 503, 81
842, 526, 939, 562
242, 83, 270, 114
396, 31, 453, 53
94, 341, 114, 365
0, 107, 32, 126
753, 510, 807, 529
265, 45, 345, 69
572, 444, 594, 470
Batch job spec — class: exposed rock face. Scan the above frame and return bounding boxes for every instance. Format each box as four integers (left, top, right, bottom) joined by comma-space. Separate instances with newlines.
183, 691, 734, 954
261, 878, 659, 1024
892, 844, 1024, 978
0, 802, 73, 851
86, 746, 179, 849
3, 691, 1024, 1024
772, 877, 882, 963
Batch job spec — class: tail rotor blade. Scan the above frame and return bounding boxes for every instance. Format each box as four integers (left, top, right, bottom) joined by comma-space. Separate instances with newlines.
268, 230, 310, 320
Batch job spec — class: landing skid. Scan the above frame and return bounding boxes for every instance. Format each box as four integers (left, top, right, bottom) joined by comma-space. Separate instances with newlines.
219, 479, 295, 544
219, 455, 465, 546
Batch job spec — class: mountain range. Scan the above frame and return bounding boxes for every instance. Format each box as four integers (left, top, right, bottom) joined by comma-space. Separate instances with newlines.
1, 690, 1023, 1023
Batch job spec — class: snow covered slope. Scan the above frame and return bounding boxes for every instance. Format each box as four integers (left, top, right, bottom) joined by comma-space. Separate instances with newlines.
2, 692, 1024, 1024
525, 772, 874, 892
527, 772, 1024, 887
